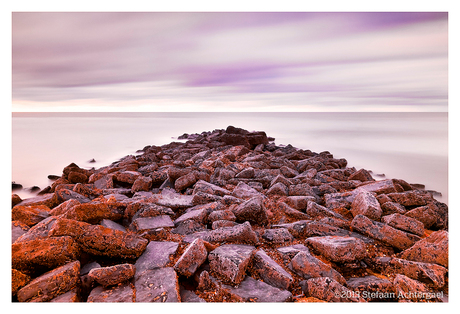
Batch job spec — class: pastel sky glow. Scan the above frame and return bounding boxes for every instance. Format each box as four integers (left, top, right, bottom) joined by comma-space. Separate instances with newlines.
12, 12, 448, 112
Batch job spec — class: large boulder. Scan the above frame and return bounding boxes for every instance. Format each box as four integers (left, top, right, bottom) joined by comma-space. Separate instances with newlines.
233, 196, 268, 226
12, 205, 51, 227
288, 251, 346, 285
12, 236, 79, 275
17, 261, 80, 302
252, 249, 294, 290
174, 238, 208, 277
49, 218, 148, 259
306, 236, 367, 263
351, 215, 420, 250
382, 213, 425, 236
134, 267, 180, 302
135, 241, 179, 277
220, 276, 292, 302
351, 189, 382, 220
346, 275, 395, 302
208, 244, 255, 285
399, 230, 448, 267
88, 263, 136, 287
302, 277, 363, 302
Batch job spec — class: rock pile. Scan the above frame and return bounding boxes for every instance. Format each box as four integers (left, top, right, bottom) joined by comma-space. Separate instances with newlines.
11, 126, 448, 302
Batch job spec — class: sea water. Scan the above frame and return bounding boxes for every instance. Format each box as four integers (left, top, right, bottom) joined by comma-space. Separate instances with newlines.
11, 112, 448, 205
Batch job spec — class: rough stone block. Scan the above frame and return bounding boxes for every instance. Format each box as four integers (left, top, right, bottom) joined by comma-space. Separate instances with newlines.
174, 238, 208, 277
252, 249, 293, 290
382, 213, 424, 236
288, 251, 346, 285
221, 276, 292, 302
306, 236, 367, 263
399, 230, 448, 267
135, 267, 180, 302
351, 189, 382, 220
208, 244, 255, 285
17, 261, 80, 302
135, 241, 179, 277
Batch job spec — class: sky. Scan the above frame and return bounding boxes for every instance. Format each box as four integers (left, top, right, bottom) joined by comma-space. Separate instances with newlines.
11, 11, 448, 112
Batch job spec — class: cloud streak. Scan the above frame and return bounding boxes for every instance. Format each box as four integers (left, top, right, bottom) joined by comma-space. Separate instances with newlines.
12, 12, 448, 111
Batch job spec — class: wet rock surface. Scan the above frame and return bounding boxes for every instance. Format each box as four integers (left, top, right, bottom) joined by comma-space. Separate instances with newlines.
11, 126, 448, 302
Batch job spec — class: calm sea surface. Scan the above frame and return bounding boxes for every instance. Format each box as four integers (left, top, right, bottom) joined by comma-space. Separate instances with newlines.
11, 112, 448, 205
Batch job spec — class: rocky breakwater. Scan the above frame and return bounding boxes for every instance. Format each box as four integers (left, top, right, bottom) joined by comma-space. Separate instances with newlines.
11, 126, 448, 303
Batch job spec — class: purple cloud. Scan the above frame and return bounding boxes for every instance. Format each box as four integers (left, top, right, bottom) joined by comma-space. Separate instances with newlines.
12, 12, 448, 111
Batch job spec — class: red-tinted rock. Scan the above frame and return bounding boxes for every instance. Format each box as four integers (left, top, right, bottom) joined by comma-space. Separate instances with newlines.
262, 228, 294, 243
266, 182, 289, 196
62, 202, 123, 223
193, 180, 231, 197
399, 230, 448, 267
221, 276, 292, 302
393, 274, 439, 302
12, 236, 79, 275
175, 172, 197, 191
12, 269, 31, 296
68, 171, 88, 184
252, 249, 293, 290
207, 209, 236, 223
168, 166, 192, 181
134, 267, 180, 302
13, 217, 58, 243
174, 238, 208, 277
387, 258, 447, 288
306, 201, 345, 220
88, 263, 136, 287
351, 190, 382, 220
404, 205, 437, 229
387, 191, 427, 207
382, 213, 424, 236
234, 196, 268, 225
351, 214, 420, 250
17, 260, 80, 302
288, 251, 346, 285
348, 168, 374, 182
358, 179, 397, 194
303, 277, 363, 302
94, 174, 114, 189
12, 205, 51, 227
324, 191, 357, 210
306, 236, 367, 263
114, 171, 141, 184
15, 193, 58, 208
275, 201, 309, 220
283, 196, 315, 211
49, 199, 80, 216
12, 194, 22, 207
131, 215, 175, 232
381, 201, 406, 215
50, 218, 148, 259
235, 167, 255, 179
211, 220, 238, 229
12, 220, 30, 243
131, 175, 153, 193
134, 241, 179, 277
232, 181, 264, 199
204, 221, 259, 244
208, 244, 255, 285
87, 282, 135, 302
346, 275, 395, 301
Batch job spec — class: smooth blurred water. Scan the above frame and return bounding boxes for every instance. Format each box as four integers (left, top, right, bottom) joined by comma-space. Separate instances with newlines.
12, 112, 448, 205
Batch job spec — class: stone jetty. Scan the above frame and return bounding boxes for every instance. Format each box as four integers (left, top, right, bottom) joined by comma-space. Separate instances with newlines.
11, 126, 448, 303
